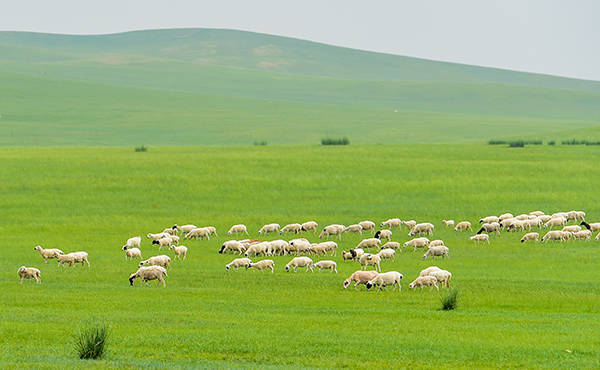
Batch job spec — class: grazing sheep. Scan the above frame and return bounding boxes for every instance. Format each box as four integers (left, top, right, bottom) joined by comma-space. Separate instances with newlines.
226, 257, 252, 270
581, 221, 600, 232
429, 239, 445, 247
551, 212, 568, 220
454, 221, 472, 232
309, 243, 329, 256
245, 242, 270, 257
17, 266, 41, 283
300, 221, 318, 234
359, 254, 381, 272
419, 266, 442, 277
33, 245, 64, 263
139, 255, 171, 268
542, 230, 570, 243
377, 248, 396, 261
147, 232, 169, 241
422, 246, 449, 260
506, 219, 528, 232
479, 216, 499, 224
344, 224, 363, 234
281, 223, 302, 234
544, 217, 567, 229
342, 250, 354, 261
366, 271, 403, 291
319, 224, 345, 240
529, 211, 545, 217
152, 236, 174, 250
259, 223, 280, 235
168, 235, 180, 244
374, 229, 392, 241
572, 230, 591, 240
124, 236, 142, 248
219, 240, 246, 255
408, 223, 435, 237
228, 224, 249, 235
357, 238, 382, 250
527, 218, 543, 229
567, 210, 586, 221
477, 222, 500, 235
381, 241, 402, 250
470, 234, 490, 244
205, 226, 218, 237
343, 270, 379, 290
122, 246, 142, 260
442, 219, 455, 228
348, 248, 365, 261
380, 218, 402, 229
184, 228, 211, 240
314, 260, 338, 273
249, 259, 275, 273
538, 215, 552, 222
402, 220, 417, 229
409, 276, 439, 290
499, 213, 514, 221
288, 239, 311, 255
129, 266, 168, 287
267, 239, 290, 256
57, 252, 90, 267
520, 232, 539, 243
561, 225, 581, 233
285, 257, 314, 272
515, 214, 529, 221
317, 241, 337, 256
358, 220, 376, 233
403, 237, 430, 252
429, 270, 452, 287
168, 245, 188, 260
174, 224, 197, 234
162, 228, 178, 235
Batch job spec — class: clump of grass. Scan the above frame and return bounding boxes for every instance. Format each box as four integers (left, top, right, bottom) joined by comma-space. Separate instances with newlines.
439, 287, 459, 311
253, 140, 267, 146
561, 139, 586, 145
548, 140, 556, 145
585, 141, 600, 146
134, 145, 148, 152
321, 137, 349, 146
488, 139, 507, 145
74, 323, 109, 360
508, 140, 525, 148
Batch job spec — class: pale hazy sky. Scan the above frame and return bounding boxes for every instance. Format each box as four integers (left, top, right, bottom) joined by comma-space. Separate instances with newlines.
2, 0, 599, 81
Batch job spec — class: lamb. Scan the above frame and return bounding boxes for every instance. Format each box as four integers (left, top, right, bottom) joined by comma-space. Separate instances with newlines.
366, 271, 403, 291
479, 216, 499, 224
226, 257, 252, 270
357, 238, 382, 250
344, 224, 363, 234
343, 270, 379, 290
419, 266, 442, 277
359, 254, 381, 272
402, 220, 417, 229
300, 221, 318, 234
123, 236, 141, 248
168, 245, 188, 260
422, 246, 449, 260
249, 259, 275, 273
544, 217, 566, 229
442, 219, 455, 227
18, 266, 41, 283
129, 266, 168, 287
122, 246, 142, 260
470, 234, 490, 244
580, 221, 600, 232
258, 223, 280, 235
184, 228, 211, 240
429, 239, 445, 247
403, 237, 430, 252
33, 245, 64, 263
429, 270, 452, 287
57, 252, 90, 267
314, 260, 338, 273
228, 224, 249, 235
147, 232, 169, 241
173, 224, 197, 234
520, 232, 539, 243
358, 220, 376, 233
374, 229, 392, 241
454, 221, 472, 232
571, 230, 591, 240
562, 225, 582, 233
380, 218, 402, 229
139, 255, 171, 268
408, 223, 435, 237
281, 223, 302, 234
377, 248, 396, 261
285, 257, 314, 272
541, 230, 569, 243
152, 236, 174, 250
409, 276, 439, 290
219, 240, 246, 255
318, 224, 345, 240
477, 222, 500, 235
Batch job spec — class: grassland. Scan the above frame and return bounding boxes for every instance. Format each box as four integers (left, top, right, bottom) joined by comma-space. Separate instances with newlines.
1, 144, 599, 368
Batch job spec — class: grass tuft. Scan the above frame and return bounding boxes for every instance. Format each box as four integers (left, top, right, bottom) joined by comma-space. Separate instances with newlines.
440, 287, 459, 311
548, 140, 556, 145
74, 323, 109, 360
134, 145, 148, 152
321, 137, 349, 146
253, 140, 267, 146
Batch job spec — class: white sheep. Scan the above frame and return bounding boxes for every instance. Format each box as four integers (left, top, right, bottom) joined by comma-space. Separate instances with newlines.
419, 266, 442, 277
205, 226, 218, 237
422, 245, 449, 260
402, 220, 417, 229
380, 218, 402, 229
515, 214, 529, 221
122, 246, 142, 260
366, 271, 403, 291
184, 228, 211, 240
403, 237, 430, 252
33, 245, 64, 263
479, 216, 499, 224
146, 232, 169, 241
374, 229, 392, 241
470, 234, 490, 244
347, 248, 365, 261
442, 219, 455, 228
285, 257, 314, 272
152, 236, 174, 249
314, 260, 338, 273
316, 241, 337, 256
408, 223, 434, 236
581, 221, 600, 232
245, 242, 270, 257
219, 240, 246, 255
380, 241, 402, 250
429, 270, 452, 287
544, 217, 566, 229
174, 224, 197, 234
129, 266, 168, 287
342, 250, 354, 261
359, 254, 381, 272
499, 213, 514, 221
281, 223, 302, 234
562, 225, 582, 233
538, 215, 552, 222
318, 224, 345, 239
267, 239, 290, 256
124, 236, 141, 248
477, 222, 500, 235
377, 248, 396, 261
168, 245, 188, 260
228, 224, 249, 235
541, 230, 570, 243
258, 223, 280, 235
343, 224, 363, 234
139, 255, 171, 268
520, 232, 539, 243
529, 211, 545, 217
226, 257, 252, 270
162, 227, 178, 235
356, 238, 382, 250
571, 230, 591, 241
249, 259, 275, 273
454, 221, 472, 232
300, 221, 318, 234
429, 239, 445, 247
343, 270, 379, 290
57, 252, 90, 267
358, 220, 376, 233
18, 266, 41, 283
527, 218, 543, 229
409, 276, 439, 290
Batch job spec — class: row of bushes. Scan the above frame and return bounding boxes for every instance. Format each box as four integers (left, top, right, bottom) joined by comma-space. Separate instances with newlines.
489, 139, 600, 147
133, 136, 352, 151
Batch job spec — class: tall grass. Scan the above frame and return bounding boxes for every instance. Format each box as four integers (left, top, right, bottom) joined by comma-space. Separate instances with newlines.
74, 323, 109, 360
321, 137, 349, 145
440, 287, 459, 310
134, 145, 148, 152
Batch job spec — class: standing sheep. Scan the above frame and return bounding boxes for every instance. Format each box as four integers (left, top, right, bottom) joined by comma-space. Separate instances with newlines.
168, 245, 188, 260
377, 248, 396, 261
409, 276, 439, 291
226, 258, 252, 270
249, 259, 275, 273
184, 228, 211, 240
219, 240, 246, 255
357, 238, 382, 250
454, 221, 472, 232
359, 254, 381, 272
442, 219, 455, 228
402, 220, 417, 229
152, 236, 174, 250
344, 224, 363, 234
429, 270, 452, 287
541, 230, 570, 243
581, 221, 600, 232
314, 260, 338, 273
285, 257, 314, 272
228, 224, 249, 235
281, 223, 302, 234
343, 270, 379, 290
476, 222, 500, 235
129, 266, 168, 287
18, 266, 41, 283
544, 217, 566, 229
57, 252, 90, 267
173, 224, 197, 234
520, 232, 539, 243
318, 224, 345, 240
300, 221, 318, 234
259, 223, 280, 235
124, 236, 141, 248
422, 246, 449, 260
380, 218, 402, 229
404, 237, 430, 252
380, 241, 402, 250
408, 223, 435, 237
479, 216, 499, 224
122, 246, 142, 260
146, 232, 169, 241
374, 229, 392, 241
358, 220, 376, 233
470, 234, 490, 244
139, 255, 171, 268
429, 240, 445, 247
366, 271, 403, 291
572, 230, 591, 241
33, 245, 64, 263
419, 266, 442, 277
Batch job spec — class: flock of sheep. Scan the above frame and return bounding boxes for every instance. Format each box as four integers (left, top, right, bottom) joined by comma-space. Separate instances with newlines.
18, 210, 595, 290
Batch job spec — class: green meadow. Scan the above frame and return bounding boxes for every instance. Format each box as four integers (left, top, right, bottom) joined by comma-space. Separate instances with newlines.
1, 145, 599, 368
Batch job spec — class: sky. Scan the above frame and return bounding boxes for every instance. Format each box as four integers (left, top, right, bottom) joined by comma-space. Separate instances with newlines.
1, 0, 599, 81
